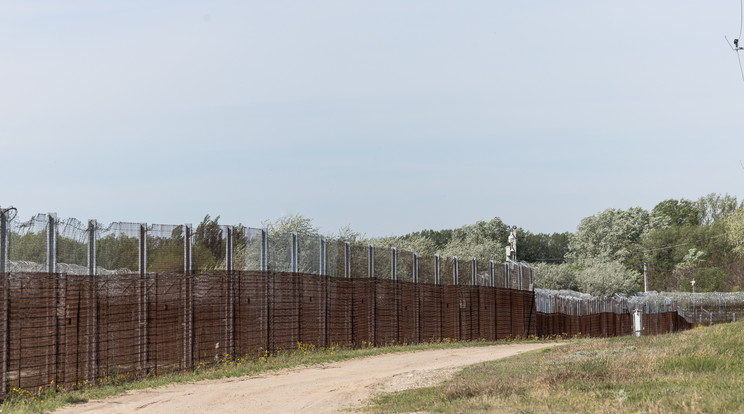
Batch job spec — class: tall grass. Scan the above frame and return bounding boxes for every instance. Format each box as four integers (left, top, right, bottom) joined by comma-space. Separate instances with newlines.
367, 323, 744, 413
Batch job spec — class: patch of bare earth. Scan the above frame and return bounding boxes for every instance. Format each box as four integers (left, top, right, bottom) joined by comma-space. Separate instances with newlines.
53, 342, 561, 414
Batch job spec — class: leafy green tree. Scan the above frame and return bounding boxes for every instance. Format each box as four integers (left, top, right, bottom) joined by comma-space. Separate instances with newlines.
517, 231, 571, 263
438, 217, 509, 261
96, 233, 139, 272
334, 224, 365, 244
147, 225, 184, 273
725, 207, 744, 256
652, 199, 701, 227
9, 230, 47, 264
567, 207, 665, 265
365, 234, 436, 255
193, 215, 225, 270
400, 228, 454, 251
689, 267, 728, 292
640, 218, 733, 291
532, 262, 578, 290
575, 259, 640, 297
262, 214, 320, 237
697, 193, 741, 225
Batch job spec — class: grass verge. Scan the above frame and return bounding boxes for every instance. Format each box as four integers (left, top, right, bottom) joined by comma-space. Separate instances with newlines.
0, 338, 549, 414
365, 323, 744, 413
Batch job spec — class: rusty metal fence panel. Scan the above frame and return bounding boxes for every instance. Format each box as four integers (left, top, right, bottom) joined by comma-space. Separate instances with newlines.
478, 287, 496, 341
495, 289, 513, 339
234, 272, 268, 357
147, 275, 186, 376
374, 279, 397, 345
299, 275, 325, 346
398, 282, 418, 344
441, 285, 459, 340
0, 271, 692, 400
419, 285, 442, 342
351, 278, 374, 346
327, 277, 353, 347
269, 273, 300, 350
458, 287, 478, 340
97, 274, 141, 380
192, 273, 231, 365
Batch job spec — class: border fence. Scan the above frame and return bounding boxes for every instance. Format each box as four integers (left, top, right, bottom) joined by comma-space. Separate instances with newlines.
535, 289, 692, 338
0, 209, 691, 398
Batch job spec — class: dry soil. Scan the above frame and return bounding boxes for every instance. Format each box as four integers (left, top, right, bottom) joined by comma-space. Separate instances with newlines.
53, 342, 561, 414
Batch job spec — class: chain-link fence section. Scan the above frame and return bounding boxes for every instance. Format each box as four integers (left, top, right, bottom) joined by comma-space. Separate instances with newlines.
8, 213, 49, 273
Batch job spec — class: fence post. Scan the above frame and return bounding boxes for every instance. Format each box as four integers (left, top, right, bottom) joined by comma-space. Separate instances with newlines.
87, 220, 96, 276
471, 257, 477, 286
184, 225, 192, 274
225, 226, 233, 273
0, 211, 7, 274
504, 263, 510, 288
414, 252, 421, 343
0, 211, 7, 396
413, 252, 419, 283
48, 213, 57, 274
260, 229, 268, 272
138, 224, 148, 374
345, 242, 351, 278
489, 260, 495, 288
320, 237, 327, 275
453, 256, 459, 285
518, 263, 523, 290
291, 232, 299, 273
434, 254, 440, 285
1, 274, 8, 398
369, 244, 376, 345
139, 224, 147, 276
391, 247, 397, 281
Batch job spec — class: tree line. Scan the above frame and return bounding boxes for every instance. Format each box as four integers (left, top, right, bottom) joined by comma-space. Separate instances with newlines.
8, 192, 743, 296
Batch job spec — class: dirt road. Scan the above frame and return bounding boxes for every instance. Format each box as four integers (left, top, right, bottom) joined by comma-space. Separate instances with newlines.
54, 342, 561, 414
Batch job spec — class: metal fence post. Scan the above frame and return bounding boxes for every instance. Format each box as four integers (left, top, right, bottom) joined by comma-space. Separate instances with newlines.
413, 252, 419, 283
0, 211, 7, 274
47, 213, 57, 274
504, 263, 510, 288
291, 232, 299, 273
453, 256, 459, 285
87, 220, 97, 276
1, 273, 8, 398
518, 263, 523, 290
184, 225, 192, 274
344, 242, 351, 278
391, 247, 397, 281
225, 226, 233, 273
260, 229, 268, 272
434, 254, 440, 285
471, 257, 477, 286
320, 237, 327, 275
139, 224, 147, 276
489, 260, 495, 288
368, 244, 374, 278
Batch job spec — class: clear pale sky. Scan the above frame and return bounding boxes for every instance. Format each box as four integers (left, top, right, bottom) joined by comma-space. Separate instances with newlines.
2, 1, 743, 237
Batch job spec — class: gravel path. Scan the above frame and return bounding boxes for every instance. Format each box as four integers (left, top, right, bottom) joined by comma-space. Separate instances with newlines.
53, 342, 562, 414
